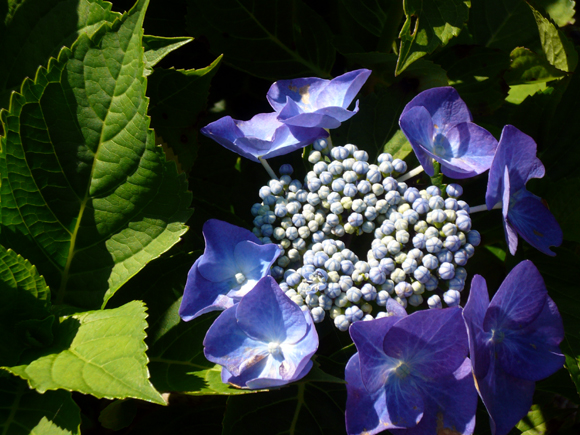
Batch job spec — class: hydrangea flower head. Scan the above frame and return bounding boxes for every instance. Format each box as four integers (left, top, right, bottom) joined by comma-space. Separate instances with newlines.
463, 260, 564, 435
485, 125, 562, 256
266, 69, 372, 129
201, 112, 328, 162
399, 87, 498, 179
179, 219, 281, 321
203, 276, 319, 389
345, 307, 477, 435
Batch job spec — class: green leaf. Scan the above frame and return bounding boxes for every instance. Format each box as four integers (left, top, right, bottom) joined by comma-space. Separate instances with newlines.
505, 47, 567, 85
396, 0, 470, 75
536, 0, 576, 28
222, 381, 347, 435
338, 0, 393, 37
0, 0, 193, 309
529, 3, 578, 73
186, 0, 335, 79
0, 375, 81, 435
384, 129, 413, 161
0, 0, 121, 110
469, 0, 539, 52
5, 300, 165, 404
148, 56, 222, 173
0, 246, 52, 366
505, 82, 548, 104
142, 35, 193, 75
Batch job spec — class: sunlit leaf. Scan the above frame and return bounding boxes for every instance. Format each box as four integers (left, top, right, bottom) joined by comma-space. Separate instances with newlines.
0, 0, 192, 309
5, 300, 165, 404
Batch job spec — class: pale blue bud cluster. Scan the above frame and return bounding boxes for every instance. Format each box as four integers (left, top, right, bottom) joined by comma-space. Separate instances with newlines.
250, 144, 481, 329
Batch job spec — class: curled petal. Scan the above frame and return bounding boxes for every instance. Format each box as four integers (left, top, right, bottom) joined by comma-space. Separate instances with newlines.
267, 77, 328, 112
463, 275, 491, 379
398, 106, 435, 176
179, 258, 237, 321
486, 125, 545, 210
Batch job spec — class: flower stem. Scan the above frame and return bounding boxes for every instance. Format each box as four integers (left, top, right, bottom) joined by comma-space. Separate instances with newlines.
258, 157, 278, 180
397, 165, 425, 182
470, 203, 502, 213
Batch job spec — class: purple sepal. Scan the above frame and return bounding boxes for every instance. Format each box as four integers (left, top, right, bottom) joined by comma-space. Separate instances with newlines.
486, 125, 545, 210
399, 87, 497, 179
267, 69, 371, 129
201, 112, 327, 162
179, 220, 281, 321
203, 276, 318, 389
463, 260, 565, 435
390, 359, 477, 435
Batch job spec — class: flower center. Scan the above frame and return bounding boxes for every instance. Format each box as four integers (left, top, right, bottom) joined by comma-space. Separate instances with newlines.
268, 342, 282, 356
491, 329, 505, 344
235, 272, 247, 285
394, 361, 412, 379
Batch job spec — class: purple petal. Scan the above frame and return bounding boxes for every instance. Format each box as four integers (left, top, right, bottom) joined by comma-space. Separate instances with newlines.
495, 296, 564, 381
439, 122, 498, 179
350, 316, 402, 393
236, 276, 307, 344
197, 220, 260, 281
266, 77, 329, 112
507, 189, 563, 256
383, 308, 469, 378
383, 377, 424, 428
476, 356, 536, 435
501, 168, 520, 255
401, 87, 473, 135
316, 69, 371, 109
391, 359, 477, 435
201, 116, 264, 162
345, 353, 392, 435
483, 260, 548, 332
463, 274, 491, 379
277, 99, 342, 129
486, 125, 545, 210
399, 106, 435, 176
179, 258, 237, 321
203, 305, 269, 376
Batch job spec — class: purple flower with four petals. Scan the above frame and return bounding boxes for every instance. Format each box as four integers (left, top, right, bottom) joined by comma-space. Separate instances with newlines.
267, 69, 372, 129
485, 125, 562, 256
345, 307, 477, 435
399, 87, 498, 179
179, 219, 280, 321
463, 260, 565, 435
204, 276, 319, 389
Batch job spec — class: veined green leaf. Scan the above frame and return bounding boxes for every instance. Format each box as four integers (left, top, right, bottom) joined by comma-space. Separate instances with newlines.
143, 35, 193, 75
529, 3, 578, 73
0, 0, 121, 110
0, 0, 193, 309
536, 0, 576, 28
186, 0, 335, 79
505, 47, 566, 85
0, 375, 81, 435
396, 0, 470, 75
5, 300, 165, 404
0, 245, 51, 366
148, 56, 222, 173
